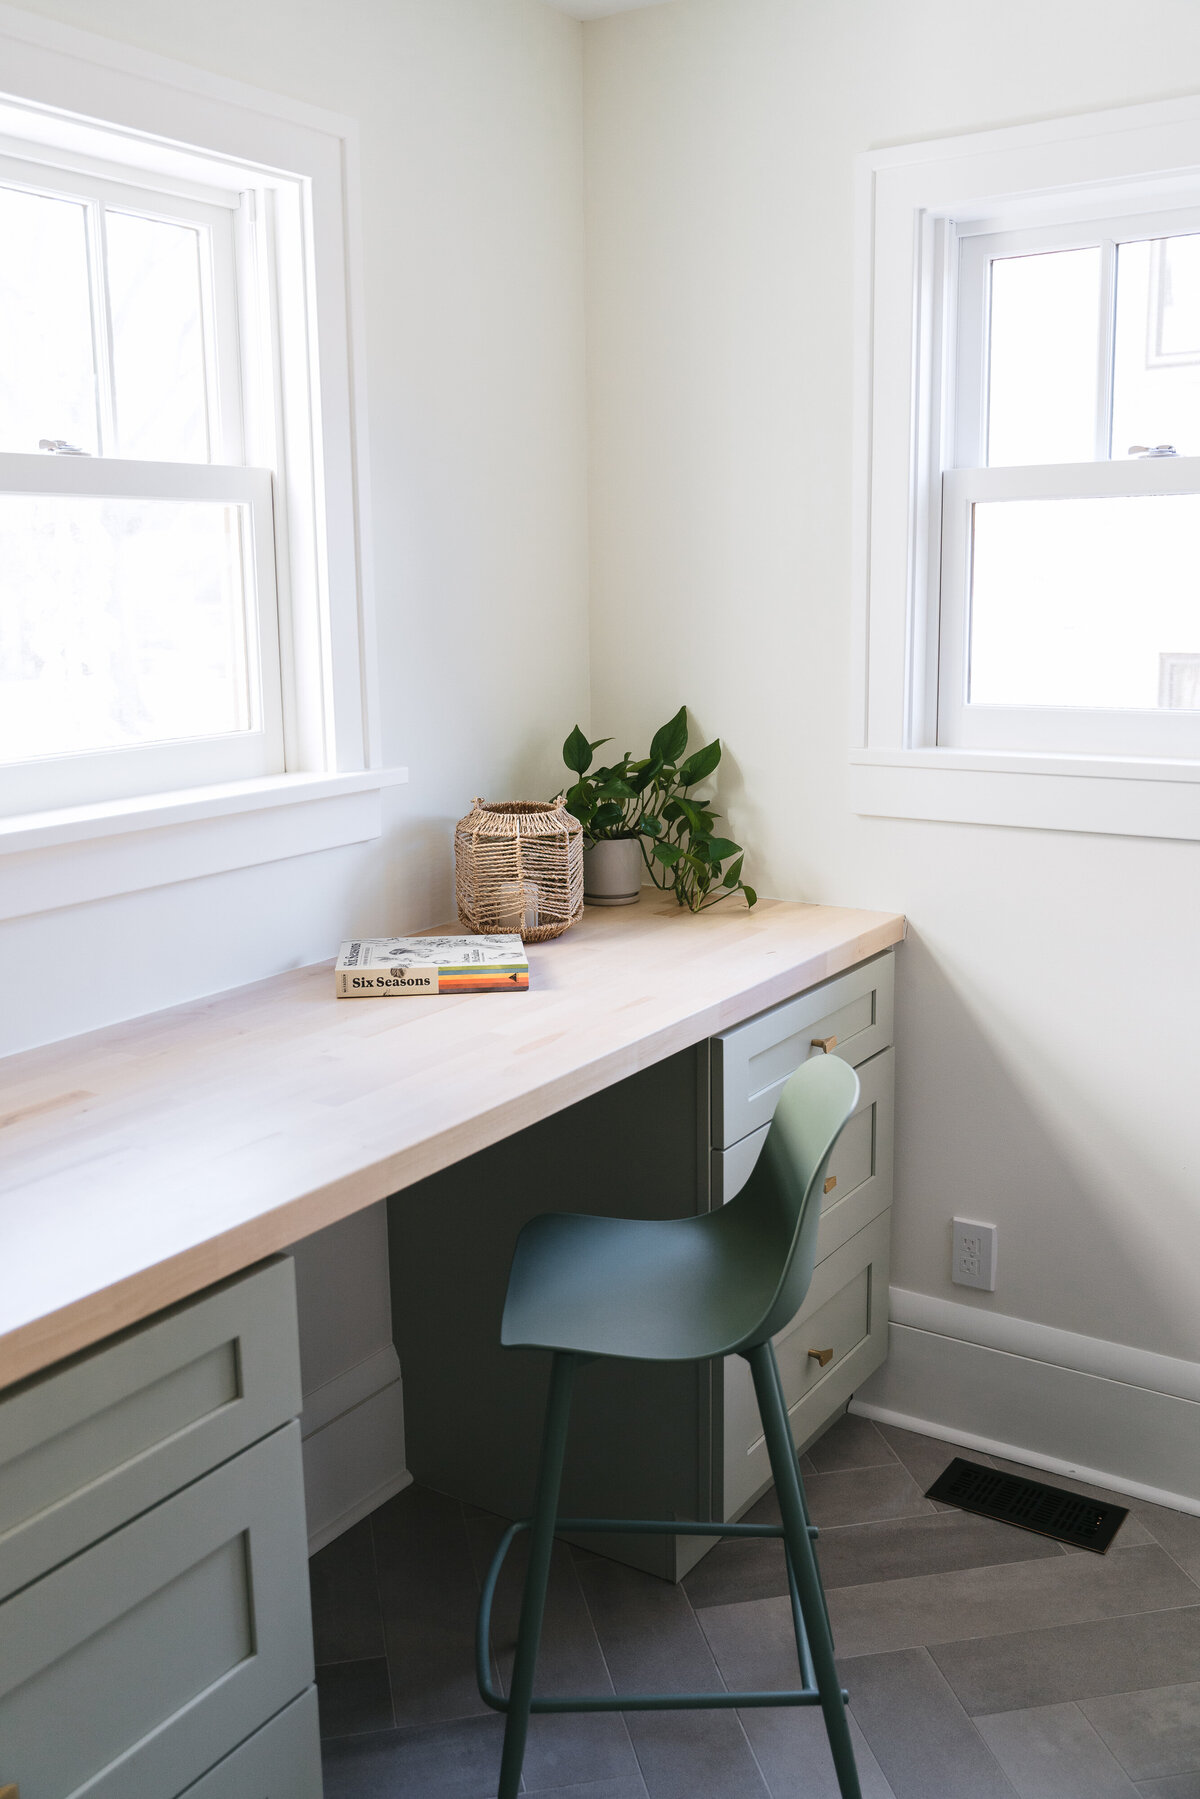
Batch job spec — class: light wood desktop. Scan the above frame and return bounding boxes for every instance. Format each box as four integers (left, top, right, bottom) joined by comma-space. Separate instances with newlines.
0, 892, 904, 1389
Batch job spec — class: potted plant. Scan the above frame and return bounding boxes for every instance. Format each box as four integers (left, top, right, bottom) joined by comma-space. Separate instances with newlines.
560, 726, 649, 905
558, 707, 756, 911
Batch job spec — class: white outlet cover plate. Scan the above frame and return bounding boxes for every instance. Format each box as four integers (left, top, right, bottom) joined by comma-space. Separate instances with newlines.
952, 1218, 998, 1291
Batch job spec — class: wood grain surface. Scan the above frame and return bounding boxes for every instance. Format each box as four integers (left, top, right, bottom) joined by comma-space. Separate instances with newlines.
0, 893, 904, 1387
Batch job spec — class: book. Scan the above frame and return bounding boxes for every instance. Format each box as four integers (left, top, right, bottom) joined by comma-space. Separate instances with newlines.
335, 934, 529, 997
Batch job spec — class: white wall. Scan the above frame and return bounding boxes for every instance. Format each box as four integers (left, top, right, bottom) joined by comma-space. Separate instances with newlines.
583, 0, 1200, 1483
0, 0, 589, 1540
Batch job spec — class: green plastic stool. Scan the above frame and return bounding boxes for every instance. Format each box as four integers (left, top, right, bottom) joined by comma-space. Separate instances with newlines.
476, 1050, 865, 1799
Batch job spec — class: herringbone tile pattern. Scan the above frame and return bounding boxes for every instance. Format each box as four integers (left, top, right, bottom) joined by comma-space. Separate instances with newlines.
311, 1418, 1200, 1798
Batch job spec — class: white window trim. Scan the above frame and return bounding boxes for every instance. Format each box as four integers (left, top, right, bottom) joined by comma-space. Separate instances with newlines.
0, 2, 405, 909
853, 92, 1200, 841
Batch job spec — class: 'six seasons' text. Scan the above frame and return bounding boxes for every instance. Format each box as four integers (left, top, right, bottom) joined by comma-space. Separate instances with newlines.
352, 974, 433, 988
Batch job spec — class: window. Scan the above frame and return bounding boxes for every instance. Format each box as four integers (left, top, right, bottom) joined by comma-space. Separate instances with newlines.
0, 154, 281, 811
0, 7, 401, 922
854, 97, 1200, 841
941, 211, 1200, 758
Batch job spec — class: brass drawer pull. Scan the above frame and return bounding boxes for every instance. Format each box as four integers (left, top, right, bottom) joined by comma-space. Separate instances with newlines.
811, 1035, 837, 1054
808, 1347, 833, 1368
823, 1175, 837, 1194
1, 1783, 21, 1798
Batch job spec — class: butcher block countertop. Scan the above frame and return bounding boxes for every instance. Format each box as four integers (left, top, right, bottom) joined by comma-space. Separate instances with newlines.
0, 892, 904, 1387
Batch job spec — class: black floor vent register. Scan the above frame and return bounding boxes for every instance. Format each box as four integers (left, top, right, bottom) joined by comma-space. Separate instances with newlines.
926, 1457, 1128, 1552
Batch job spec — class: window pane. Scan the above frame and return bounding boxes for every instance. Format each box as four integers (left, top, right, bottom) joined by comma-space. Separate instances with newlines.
0, 495, 252, 761
0, 185, 98, 455
106, 211, 211, 462
987, 248, 1101, 466
1111, 235, 1200, 458
968, 493, 1200, 709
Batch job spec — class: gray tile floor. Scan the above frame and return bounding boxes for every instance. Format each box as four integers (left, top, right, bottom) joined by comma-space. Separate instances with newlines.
310, 1416, 1200, 1798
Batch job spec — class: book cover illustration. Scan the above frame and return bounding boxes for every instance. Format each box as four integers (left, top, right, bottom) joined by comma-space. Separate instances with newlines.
335, 935, 529, 997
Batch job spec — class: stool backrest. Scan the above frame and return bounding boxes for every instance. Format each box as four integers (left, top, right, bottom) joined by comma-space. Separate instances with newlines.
725, 1052, 860, 1350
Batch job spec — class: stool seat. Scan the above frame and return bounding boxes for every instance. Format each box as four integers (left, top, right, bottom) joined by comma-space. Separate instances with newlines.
501, 1208, 776, 1361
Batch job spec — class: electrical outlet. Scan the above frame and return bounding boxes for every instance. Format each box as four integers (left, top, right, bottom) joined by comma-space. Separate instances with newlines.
952, 1218, 997, 1291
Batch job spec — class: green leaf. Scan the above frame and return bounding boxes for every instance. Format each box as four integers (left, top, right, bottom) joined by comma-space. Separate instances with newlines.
591, 801, 624, 832
596, 777, 637, 800
675, 796, 705, 832
707, 837, 740, 864
562, 725, 594, 775
742, 884, 758, 907
589, 735, 613, 754
628, 757, 662, 791
679, 738, 721, 786
639, 815, 662, 836
650, 705, 689, 766
722, 855, 744, 889
652, 840, 683, 866
661, 799, 685, 824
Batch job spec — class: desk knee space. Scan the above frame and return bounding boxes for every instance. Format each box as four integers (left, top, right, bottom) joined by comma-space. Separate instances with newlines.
389, 949, 895, 1579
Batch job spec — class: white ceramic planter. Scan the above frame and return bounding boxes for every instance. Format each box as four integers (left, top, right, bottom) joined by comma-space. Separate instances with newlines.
583, 836, 644, 906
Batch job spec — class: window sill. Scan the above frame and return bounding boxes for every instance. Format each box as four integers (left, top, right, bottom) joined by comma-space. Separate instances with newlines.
850, 748, 1200, 841
0, 769, 409, 922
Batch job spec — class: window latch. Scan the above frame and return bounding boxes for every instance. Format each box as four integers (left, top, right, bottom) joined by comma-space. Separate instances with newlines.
1127, 444, 1178, 457
38, 439, 90, 455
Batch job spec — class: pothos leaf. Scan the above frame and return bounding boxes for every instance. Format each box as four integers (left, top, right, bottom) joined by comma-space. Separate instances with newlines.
562, 725, 594, 775
679, 738, 721, 787
649, 705, 689, 766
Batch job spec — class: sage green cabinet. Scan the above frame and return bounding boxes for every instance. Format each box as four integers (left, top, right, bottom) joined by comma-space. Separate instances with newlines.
712, 956, 895, 1518
0, 1259, 301, 1603
178, 1690, 322, 1798
0, 1261, 320, 1799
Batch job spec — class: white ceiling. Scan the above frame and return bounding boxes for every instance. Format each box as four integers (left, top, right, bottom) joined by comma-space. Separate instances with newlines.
543, 0, 673, 19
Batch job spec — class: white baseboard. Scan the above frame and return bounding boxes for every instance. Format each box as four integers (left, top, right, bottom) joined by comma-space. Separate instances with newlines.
305, 1462, 413, 1557
300, 1343, 404, 1440
851, 1292, 1200, 1517
300, 1346, 411, 1553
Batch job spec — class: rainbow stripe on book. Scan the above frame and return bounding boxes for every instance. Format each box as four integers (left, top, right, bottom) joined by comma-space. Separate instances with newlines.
436, 965, 528, 993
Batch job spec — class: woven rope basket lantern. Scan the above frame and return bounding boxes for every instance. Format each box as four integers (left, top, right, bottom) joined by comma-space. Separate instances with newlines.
454, 797, 584, 943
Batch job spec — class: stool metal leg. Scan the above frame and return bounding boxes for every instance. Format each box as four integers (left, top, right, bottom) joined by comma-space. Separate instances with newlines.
497, 1351, 577, 1799
747, 1342, 863, 1799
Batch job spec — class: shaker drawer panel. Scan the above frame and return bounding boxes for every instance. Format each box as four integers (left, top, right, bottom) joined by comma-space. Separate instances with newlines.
722, 1211, 890, 1518
0, 1258, 301, 1602
712, 953, 893, 1147
712, 1049, 894, 1265
178, 1688, 322, 1799
0, 1422, 313, 1799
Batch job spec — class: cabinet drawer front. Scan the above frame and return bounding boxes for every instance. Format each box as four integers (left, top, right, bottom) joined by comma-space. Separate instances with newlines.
712, 953, 894, 1146
723, 1211, 890, 1518
712, 1048, 893, 1264
0, 1258, 300, 1602
0, 1422, 313, 1799
177, 1689, 322, 1799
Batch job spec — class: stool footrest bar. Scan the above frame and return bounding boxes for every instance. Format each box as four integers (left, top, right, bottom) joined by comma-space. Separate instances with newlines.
486, 1686, 843, 1714
550, 1516, 819, 1540
477, 1515, 841, 1718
